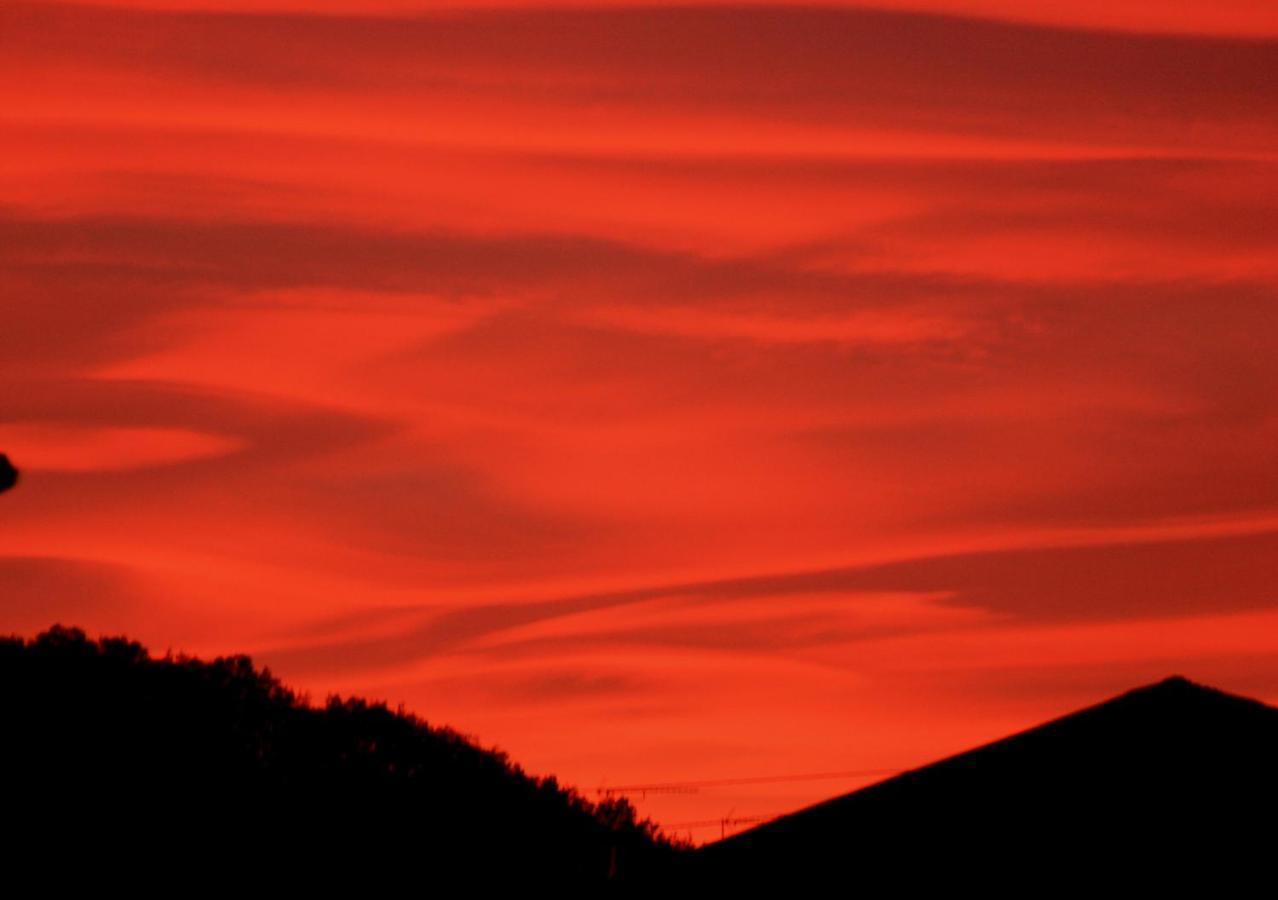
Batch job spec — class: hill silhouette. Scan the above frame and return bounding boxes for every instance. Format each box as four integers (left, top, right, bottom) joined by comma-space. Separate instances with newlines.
689, 676, 1278, 888
0, 626, 684, 886
6, 623, 1276, 889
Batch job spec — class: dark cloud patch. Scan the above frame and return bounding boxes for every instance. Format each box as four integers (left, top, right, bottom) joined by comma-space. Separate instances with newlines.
0, 261, 204, 374
7, 4, 1278, 146
0, 374, 627, 568
0, 209, 961, 306
4, 208, 1276, 567
0, 212, 655, 295
0, 377, 395, 529
260, 462, 620, 565
712, 530, 1278, 623
404, 276, 1278, 431
264, 528, 1278, 674
460, 669, 645, 705
264, 602, 596, 676
467, 617, 928, 663
6, 210, 1274, 366
0, 377, 392, 468
0, 555, 141, 636
798, 405, 1278, 530
472, 530, 1278, 657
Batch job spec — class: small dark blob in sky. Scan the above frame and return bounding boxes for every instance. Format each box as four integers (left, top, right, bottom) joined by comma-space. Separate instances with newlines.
0, 454, 18, 493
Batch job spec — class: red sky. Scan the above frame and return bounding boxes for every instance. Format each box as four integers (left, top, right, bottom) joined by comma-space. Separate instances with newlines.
3, 0, 1278, 840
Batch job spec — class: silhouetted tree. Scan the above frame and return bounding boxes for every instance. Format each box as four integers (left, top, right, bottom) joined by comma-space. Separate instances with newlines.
0, 625, 687, 886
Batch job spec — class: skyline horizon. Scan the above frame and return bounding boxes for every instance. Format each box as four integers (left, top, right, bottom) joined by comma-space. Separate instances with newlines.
4, 0, 1278, 831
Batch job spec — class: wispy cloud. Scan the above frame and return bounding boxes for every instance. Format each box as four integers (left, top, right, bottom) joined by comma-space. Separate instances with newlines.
3, 0, 1277, 834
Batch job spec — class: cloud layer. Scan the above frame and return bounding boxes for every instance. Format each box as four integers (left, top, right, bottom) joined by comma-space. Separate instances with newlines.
3, 1, 1277, 838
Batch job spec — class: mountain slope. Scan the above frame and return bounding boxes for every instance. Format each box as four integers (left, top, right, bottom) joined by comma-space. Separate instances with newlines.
0, 625, 682, 885
692, 676, 1278, 886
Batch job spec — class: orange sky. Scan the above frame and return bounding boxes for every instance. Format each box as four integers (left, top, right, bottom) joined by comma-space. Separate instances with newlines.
3, 0, 1278, 840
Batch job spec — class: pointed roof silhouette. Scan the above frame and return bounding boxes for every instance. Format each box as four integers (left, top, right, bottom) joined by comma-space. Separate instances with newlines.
693, 676, 1278, 886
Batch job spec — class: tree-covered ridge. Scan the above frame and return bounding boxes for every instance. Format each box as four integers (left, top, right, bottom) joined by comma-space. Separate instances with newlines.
0, 625, 685, 884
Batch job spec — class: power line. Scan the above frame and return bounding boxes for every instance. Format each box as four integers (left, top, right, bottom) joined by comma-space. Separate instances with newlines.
597, 767, 898, 798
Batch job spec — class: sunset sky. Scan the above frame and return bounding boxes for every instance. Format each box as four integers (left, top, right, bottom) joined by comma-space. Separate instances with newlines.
3, 0, 1278, 838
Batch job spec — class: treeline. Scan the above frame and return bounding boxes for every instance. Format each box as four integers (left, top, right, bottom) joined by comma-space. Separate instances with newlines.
0, 625, 686, 885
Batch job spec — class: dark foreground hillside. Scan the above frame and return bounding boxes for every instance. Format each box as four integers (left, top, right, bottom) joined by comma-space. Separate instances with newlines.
8, 623, 1277, 891
0, 626, 684, 886
688, 676, 1278, 888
